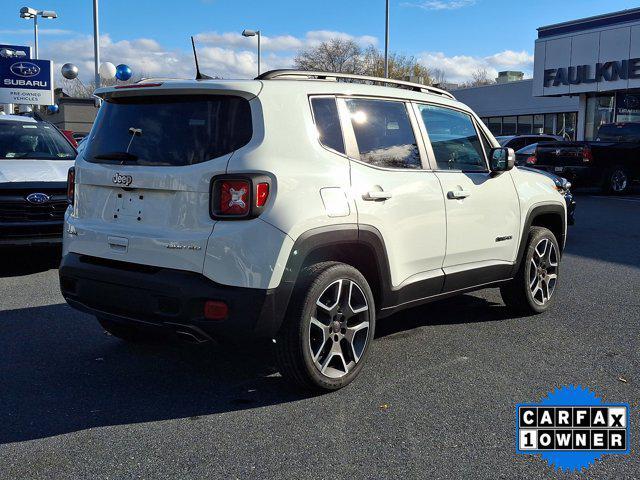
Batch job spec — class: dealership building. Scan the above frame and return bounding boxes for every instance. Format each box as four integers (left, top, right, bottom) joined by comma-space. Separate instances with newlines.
454, 7, 640, 141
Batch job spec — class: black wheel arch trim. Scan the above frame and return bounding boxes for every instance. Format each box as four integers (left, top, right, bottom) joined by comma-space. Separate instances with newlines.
512, 203, 566, 277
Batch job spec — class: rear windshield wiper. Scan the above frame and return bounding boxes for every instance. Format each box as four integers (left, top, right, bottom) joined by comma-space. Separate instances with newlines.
93, 152, 139, 164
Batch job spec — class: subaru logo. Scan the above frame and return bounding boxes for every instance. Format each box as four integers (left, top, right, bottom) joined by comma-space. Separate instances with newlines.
26, 192, 50, 204
10, 62, 41, 78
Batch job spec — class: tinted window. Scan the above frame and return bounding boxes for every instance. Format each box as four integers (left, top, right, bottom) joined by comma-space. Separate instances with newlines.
86, 95, 252, 166
597, 123, 640, 142
0, 121, 76, 160
507, 138, 527, 150
418, 104, 487, 171
311, 97, 345, 154
345, 98, 420, 169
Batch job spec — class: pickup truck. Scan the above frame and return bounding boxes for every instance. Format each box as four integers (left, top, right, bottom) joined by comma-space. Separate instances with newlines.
534, 123, 640, 193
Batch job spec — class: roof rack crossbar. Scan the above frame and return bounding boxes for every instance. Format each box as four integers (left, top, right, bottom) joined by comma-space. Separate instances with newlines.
256, 69, 455, 100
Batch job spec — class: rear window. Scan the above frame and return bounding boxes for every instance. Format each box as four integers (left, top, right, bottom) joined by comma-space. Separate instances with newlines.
596, 123, 640, 142
0, 120, 76, 160
86, 95, 252, 166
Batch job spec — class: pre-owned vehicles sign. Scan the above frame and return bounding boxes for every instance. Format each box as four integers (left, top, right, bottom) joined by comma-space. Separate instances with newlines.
0, 58, 53, 105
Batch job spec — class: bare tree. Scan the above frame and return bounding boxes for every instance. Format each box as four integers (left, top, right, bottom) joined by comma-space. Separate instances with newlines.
56, 73, 147, 98
294, 39, 366, 74
294, 39, 436, 85
429, 67, 447, 86
361, 46, 433, 84
462, 67, 494, 87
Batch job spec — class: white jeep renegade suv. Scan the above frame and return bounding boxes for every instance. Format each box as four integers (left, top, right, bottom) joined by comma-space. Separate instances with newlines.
60, 70, 566, 391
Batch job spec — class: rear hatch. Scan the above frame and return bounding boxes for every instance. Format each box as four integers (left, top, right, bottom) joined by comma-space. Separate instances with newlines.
68, 85, 255, 273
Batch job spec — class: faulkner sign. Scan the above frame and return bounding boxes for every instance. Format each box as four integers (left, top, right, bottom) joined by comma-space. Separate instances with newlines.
544, 58, 640, 87
0, 58, 53, 105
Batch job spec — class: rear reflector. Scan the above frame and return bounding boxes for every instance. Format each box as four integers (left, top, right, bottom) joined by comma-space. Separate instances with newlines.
204, 300, 228, 320
67, 167, 75, 205
256, 182, 269, 207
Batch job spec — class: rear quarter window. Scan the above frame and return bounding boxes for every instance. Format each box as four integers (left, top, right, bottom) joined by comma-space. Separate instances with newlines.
310, 97, 345, 154
86, 95, 252, 166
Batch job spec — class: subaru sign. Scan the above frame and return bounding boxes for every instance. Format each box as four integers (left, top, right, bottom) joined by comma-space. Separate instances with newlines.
0, 58, 53, 105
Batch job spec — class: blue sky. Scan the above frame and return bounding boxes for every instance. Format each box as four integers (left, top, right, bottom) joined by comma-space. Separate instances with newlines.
0, 0, 638, 83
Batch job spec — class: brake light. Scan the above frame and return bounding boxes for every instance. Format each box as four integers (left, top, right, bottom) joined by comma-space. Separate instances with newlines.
67, 167, 75, 205
525, 155, 537, 165
204, 300, 228, 320
114, 83, 162, 89
62, 130, 78, 148
217, 179, 250, 216
581, 146, 593, 163
256, 182, 269, 207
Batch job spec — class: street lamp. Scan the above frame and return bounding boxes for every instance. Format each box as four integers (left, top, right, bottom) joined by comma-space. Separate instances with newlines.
384, 0, 389, 78
19, 6, 58, 59
242, 29, 261, 77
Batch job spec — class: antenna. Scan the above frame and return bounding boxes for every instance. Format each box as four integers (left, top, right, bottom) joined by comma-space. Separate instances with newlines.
191, 36, 212, 80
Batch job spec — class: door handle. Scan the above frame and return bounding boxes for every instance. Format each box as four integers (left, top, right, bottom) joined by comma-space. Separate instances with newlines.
363, 190, 392, 201
447, 190, 471, 200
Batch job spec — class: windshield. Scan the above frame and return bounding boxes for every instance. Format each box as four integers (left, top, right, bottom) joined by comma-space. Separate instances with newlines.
0, 120, 77, 160
85, 95, 252, 166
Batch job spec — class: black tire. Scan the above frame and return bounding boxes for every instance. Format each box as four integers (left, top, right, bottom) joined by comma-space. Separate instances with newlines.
604, 166, 630, 194
274, 262, 376, 391
500, 227, 560, 314
98, 317, 146, 343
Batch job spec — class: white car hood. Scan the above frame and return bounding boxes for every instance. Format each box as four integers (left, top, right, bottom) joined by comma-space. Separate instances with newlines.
0, 159, 74, 183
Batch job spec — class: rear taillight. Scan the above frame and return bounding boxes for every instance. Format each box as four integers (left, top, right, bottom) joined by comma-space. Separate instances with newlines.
67, 167, 75, 205
581, 146, 593, 163
213, 179, 251, 217
211, 175, 271, 219
204, 300, 228, 320
256, 182, 269, 207
525, 155, 537, 165
62, 130, 78, 148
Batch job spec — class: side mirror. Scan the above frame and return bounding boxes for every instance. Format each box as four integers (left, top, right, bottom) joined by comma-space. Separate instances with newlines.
489, 147, 515, 172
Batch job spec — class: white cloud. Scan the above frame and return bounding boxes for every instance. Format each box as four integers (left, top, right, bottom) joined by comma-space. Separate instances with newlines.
41, 29, 379, 83
195, 30, 377, 52
402, 0, 476, 10
418, 49, 534, 83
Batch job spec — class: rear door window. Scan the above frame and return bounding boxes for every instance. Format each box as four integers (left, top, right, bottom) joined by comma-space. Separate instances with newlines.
86, 95, 252, 166
344, 98, 421, 169
417, 104, 487, 171
311, 97, 345, 154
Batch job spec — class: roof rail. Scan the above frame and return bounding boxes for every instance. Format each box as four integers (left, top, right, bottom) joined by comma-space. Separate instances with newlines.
256, 69, 456, 100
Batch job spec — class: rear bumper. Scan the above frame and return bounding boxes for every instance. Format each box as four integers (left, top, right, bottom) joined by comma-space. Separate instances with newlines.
59, 253, 283, 341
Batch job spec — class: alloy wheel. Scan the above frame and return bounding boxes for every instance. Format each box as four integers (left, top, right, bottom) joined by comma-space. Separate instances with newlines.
611, 170, 628, 193
529, 238, 558, 306
308, 279, 370, 379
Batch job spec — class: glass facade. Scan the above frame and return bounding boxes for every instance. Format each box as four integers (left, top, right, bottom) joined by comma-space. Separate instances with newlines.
585, 94, 615, 141
480, 112, 577, 139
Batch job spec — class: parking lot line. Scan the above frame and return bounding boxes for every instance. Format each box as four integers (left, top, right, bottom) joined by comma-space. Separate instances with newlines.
590, 196, 640, 203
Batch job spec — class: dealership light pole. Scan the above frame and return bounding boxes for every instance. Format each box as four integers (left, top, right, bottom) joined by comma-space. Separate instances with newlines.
19, 6, 58, 59
93, 0, 101, 90
384, 0, 389, 78
242, 29, 261, 77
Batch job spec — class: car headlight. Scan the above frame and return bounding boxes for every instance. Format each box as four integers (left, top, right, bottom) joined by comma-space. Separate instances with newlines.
554, 177, 571, 192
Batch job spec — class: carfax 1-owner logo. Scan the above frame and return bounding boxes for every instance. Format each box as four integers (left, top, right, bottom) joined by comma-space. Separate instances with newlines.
516, 385, 630, 472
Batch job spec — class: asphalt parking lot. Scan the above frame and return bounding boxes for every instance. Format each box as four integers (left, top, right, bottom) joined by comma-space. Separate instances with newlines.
1, 194, 639, 479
